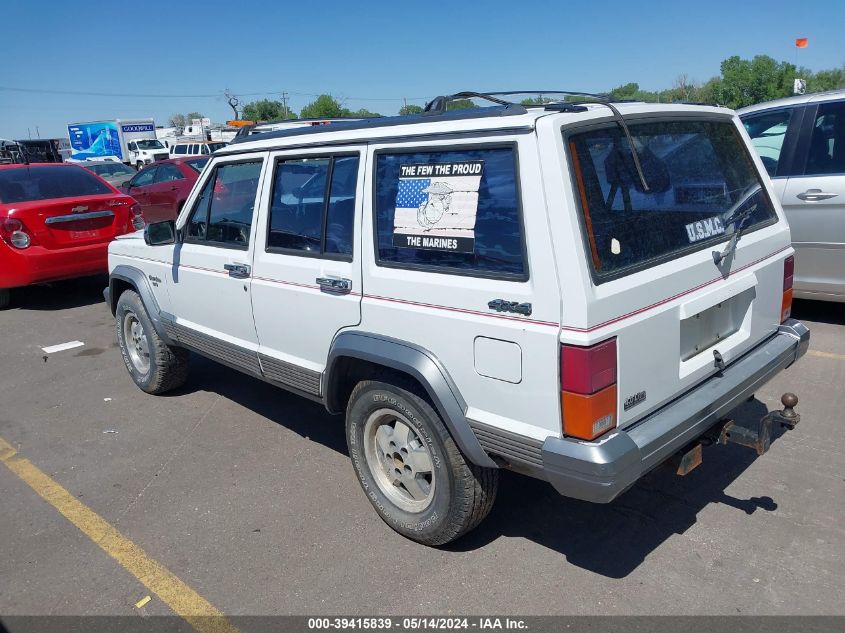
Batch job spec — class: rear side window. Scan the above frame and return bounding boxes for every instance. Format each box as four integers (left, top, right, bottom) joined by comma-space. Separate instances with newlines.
154, 163, 184, 183
185, 160, 263, 248
0, 166, 111, 203
567, 119, 777, 282
805, 101, 845, 175
267, 154, 359, 258
374, 146, 525, 278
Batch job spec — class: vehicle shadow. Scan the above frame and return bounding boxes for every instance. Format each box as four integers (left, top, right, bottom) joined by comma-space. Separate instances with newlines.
176, 356, 788, 578
8, 274, 109, 311
792, 298, 845, 326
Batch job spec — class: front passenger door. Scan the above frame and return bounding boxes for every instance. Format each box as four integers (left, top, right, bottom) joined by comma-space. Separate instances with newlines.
168, 154, 267, 370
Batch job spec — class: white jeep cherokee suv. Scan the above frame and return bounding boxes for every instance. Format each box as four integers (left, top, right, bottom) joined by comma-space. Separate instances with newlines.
106, 92, 809, 545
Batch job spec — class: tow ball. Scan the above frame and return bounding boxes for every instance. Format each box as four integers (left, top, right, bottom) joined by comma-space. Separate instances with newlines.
671, 393, 800, 475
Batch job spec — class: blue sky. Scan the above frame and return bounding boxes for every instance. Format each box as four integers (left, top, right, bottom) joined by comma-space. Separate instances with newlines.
2, 0, 843, 139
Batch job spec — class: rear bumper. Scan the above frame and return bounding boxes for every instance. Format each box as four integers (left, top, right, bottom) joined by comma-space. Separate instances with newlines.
542, 319, 810, 503
0, 242, 110, 289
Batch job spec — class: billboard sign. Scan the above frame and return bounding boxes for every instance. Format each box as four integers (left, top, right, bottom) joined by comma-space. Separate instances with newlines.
68, 121, 123, 160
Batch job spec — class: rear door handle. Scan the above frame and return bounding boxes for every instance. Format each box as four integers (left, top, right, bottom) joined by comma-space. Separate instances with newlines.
316, 277, 352, 294
223, 263, 251, 278
796, 189, 839, 202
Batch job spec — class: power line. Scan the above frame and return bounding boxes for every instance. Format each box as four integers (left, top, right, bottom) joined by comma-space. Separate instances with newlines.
0, 85, 428, 102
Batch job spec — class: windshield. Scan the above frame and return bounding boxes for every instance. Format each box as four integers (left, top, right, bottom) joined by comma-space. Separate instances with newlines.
88, 163, 135, 176
185, 157, 209, 173
567, 119, 777, 281
135, 139, 164, 150
0, 166, 112, 203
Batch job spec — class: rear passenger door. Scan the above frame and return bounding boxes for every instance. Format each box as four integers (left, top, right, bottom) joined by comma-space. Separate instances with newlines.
361, 139, 562, 444
780, 99, 845, 298
250, 147, 364, 396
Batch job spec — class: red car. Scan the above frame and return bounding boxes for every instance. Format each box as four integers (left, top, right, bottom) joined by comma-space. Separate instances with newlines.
0, 163, 143, 309
122, 156, 209, 223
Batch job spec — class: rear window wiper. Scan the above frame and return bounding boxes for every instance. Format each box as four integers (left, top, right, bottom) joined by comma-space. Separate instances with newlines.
712, 184, 762, 265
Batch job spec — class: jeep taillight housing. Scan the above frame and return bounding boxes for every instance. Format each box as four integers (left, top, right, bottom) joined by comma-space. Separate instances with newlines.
781, 255, 794, 322
1, 217, 37, 249
560, 338, 618, 440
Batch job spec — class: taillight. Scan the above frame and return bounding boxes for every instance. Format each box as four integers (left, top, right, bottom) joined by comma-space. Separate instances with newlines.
130, 203, 145, 231
781, 255, 794, 322
1, 217, 35, 249
560, 338, 618, 440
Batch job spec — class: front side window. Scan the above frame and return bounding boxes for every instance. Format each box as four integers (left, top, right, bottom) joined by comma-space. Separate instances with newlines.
185, 160, 263, 247
805, 101, 845, 175
267, 154, 359, 257
374, 146, 525, 277
129, 166, 157, 188
567, 119, 778, 281
742, 108, 793, 176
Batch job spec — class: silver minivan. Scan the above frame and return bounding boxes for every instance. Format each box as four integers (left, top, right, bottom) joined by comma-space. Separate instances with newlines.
740, 90, 845, 303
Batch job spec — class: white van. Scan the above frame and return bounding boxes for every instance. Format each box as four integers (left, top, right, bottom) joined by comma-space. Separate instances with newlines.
106, 92, 809, 545
168, 141, 227, 158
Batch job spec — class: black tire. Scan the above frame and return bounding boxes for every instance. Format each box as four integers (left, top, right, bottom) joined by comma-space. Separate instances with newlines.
346, 379, 498, 546
115, 289, 189, 394
0, 288, 10, 310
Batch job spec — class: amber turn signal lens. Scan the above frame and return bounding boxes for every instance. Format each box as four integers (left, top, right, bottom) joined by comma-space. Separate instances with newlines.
781, 288, 793, 322
561, 384, 617, 440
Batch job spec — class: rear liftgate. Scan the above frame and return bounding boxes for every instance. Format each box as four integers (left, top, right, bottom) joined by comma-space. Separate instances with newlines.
670, 393, 801, 476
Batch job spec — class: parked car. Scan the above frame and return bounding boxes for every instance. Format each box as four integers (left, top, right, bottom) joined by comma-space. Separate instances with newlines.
77, 160, 138, 188
168, 141, 227, 158
106, 93, 808, 545
0, 163, 142, 309
122, 156, 209, 223
739, 89, 845, 302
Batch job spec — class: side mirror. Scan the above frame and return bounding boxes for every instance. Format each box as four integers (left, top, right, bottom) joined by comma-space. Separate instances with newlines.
144, 220, 176, 246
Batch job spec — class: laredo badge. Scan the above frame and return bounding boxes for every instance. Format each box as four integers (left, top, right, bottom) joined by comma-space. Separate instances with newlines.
392, 161, 483, 253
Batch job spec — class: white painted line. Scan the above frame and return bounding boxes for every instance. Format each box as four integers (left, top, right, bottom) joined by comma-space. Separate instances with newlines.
41, 341, 84, 354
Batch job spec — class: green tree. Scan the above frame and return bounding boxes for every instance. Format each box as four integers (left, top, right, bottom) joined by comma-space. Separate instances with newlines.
713, 55, 795, 109
399, 104, 424, 115
186, 111, 204, 121
242, 99, 293, 121
300, 94, 346, 119
446, 98, 476, 111
345, 107, 382, 118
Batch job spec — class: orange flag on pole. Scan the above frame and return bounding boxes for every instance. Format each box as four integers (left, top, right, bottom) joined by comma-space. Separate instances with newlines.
795, 38, 808, 48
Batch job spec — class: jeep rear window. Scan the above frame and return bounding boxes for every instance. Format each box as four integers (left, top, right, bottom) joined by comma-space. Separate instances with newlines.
567, 119, 777, 281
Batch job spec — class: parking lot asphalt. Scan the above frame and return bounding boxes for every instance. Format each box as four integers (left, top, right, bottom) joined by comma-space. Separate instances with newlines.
1, 275, 843, 620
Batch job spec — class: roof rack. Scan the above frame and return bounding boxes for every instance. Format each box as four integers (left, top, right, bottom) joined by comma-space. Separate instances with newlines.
422, 90, 610, 113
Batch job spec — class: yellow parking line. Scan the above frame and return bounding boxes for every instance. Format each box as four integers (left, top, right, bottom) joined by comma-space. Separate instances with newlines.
0, 435, 240, 633
808, 349, 845, 361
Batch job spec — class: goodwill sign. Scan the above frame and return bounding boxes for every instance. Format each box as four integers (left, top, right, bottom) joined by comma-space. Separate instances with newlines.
392, 161, 483, 253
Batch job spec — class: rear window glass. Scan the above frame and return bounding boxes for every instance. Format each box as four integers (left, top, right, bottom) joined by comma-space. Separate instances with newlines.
375, 147, 525, 278
0, 166, 111, 203
567, 119, 777, 281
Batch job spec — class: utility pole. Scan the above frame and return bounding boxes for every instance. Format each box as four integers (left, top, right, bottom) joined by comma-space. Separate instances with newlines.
36, 126, 40, 139
281, 91, 289, 118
